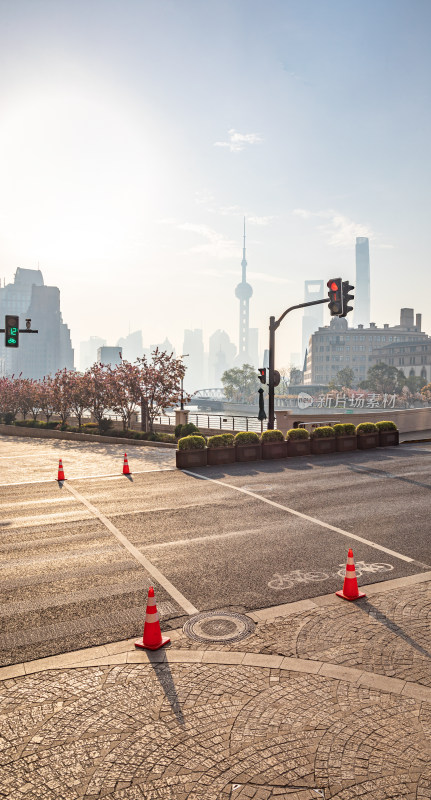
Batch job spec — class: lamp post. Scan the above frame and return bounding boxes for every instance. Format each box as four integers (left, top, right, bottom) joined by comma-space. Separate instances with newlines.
180, 353, 189, 410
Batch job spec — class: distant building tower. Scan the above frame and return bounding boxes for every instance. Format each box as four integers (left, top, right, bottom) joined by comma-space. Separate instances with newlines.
208, 330, 236, 386
235, 219, 253, 365
97, 346, 122, 366
302, 280, 324, 360
354, 237, 370, 327
80, 336, 106, 371
0, 268, 74, 379
182, 329, 204, 392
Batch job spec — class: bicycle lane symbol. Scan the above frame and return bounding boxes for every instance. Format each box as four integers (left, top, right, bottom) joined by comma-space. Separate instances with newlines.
268, 562, 394, 591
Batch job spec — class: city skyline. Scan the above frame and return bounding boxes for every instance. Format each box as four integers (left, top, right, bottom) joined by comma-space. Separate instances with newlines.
1, 1, 430, 367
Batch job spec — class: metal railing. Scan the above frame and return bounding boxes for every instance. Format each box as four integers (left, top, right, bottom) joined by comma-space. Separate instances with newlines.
153, 413, 267, 432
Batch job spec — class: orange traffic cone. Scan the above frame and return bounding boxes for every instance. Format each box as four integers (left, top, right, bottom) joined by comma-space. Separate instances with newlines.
135, 586, 170, 651
57, 459, 65, 481
123, 453, 130, 475
336, 548, 366, 601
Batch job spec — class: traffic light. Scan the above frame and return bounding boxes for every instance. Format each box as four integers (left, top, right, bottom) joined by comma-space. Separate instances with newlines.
5, 315, 19, 347
258, 368, 266, 384
327, 278, 343, 316
340, 281, 354, 317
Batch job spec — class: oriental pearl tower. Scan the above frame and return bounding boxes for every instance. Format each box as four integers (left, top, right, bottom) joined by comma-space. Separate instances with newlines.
235, 218, 253, 364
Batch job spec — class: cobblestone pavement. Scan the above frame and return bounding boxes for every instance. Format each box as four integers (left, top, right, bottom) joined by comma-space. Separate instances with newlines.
0, 435, 175, 484
1, 575, 431, 799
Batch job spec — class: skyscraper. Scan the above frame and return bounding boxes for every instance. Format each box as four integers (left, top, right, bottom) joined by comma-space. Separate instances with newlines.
302, 280, 324, 360
182, 329, 204, 392
0, 268, 74, 378
354, 237, 370, 327
235, 219, 253, 365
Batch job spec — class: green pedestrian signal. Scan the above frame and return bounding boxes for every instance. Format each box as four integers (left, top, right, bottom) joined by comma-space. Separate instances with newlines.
5, 315, 19, 347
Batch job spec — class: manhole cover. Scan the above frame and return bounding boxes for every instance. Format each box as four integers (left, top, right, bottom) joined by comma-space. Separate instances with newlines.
183, 611, 255, 643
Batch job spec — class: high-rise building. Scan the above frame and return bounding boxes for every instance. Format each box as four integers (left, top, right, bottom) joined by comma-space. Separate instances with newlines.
235, 219, 253, 364
150, 337, 176, 357
116, 330, 143, 362
80, 336, 106, 371
97, 346, 122, 366
182, 329, 204, 392
354, 237, 371, 327
302, 280, 324, 362
208, 330, 236, 386
0, 268, 74, 378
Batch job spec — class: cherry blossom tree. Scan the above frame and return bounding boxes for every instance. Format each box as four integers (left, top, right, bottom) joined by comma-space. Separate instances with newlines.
38, 376, 56, 423
108, 361, 142, 430
16, 378, 40, 420
0, 377, 20, 422
69, 372, 92, 430
136, 348, 187, 431
52, 368, 75, 426
85, 363, 113, 429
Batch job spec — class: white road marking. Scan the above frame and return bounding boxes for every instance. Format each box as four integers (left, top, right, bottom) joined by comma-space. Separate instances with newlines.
64, 482, 199, 616
183, 471, 414, 564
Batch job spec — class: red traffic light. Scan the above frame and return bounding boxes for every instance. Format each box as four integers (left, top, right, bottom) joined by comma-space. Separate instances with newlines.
329, 281, 339, 291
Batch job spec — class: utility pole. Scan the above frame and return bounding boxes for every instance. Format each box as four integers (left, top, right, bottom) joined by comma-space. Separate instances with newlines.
268, 298, 327, 429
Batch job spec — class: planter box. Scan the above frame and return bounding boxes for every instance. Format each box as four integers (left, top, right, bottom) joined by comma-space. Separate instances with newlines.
261, 441, 288, 460
286, 438, 311, 457
235, 443, 262, 462
357, 432, 379, 450
207, 446, 236, 465
378, 430, 399, 447
335, 435, 357, 453
176, 448, 207, 469
311, 437, 336, 455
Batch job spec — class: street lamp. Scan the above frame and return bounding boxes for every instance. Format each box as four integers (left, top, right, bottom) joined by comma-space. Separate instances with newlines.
180, 354, 189, 410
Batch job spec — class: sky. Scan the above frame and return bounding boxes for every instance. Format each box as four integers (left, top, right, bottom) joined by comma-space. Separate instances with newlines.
0, 0, 430, 370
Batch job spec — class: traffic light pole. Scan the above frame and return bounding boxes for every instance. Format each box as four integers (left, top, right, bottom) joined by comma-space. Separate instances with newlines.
268, 297, 327, 430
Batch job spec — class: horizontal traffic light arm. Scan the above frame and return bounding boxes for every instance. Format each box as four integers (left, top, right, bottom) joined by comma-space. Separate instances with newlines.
0, 328, 39, 333
273, 296, 328, 331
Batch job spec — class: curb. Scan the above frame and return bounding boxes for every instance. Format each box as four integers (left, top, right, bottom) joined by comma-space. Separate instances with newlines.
1, 570, 430, 702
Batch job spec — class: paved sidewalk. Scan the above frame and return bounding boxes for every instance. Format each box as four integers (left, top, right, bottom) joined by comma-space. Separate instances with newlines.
1, 573, 430, 799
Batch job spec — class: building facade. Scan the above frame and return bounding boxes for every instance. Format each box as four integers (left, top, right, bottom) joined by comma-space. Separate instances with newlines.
0, 268, 74, 379
97, 346, 122, 366
354, 236, 371, 328
302, 280, 324, 362
304, 308, 427, 386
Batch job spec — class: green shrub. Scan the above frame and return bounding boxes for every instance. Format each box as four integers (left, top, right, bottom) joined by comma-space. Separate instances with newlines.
234, 431, 260, 446
343, 423, 357, 435
82, 422, 99, 431
260, 429, 284, 443
156, 432, 176, 443
3, 412, 15, 425
99, 418, 113, 433
333, 424, 345, 436
356, 422, 378, 434
175, 422, 201, 439
311, 425, 335, 438
178, 435, 206, 450
207, 433, 235, 449
376, 420, 398, 431
286, 427, 310, 440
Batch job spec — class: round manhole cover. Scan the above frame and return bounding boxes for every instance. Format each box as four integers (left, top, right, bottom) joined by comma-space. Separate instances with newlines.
183, 611, 255, 643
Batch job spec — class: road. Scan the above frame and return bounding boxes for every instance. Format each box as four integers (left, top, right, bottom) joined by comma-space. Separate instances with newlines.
0, 433, 430, 666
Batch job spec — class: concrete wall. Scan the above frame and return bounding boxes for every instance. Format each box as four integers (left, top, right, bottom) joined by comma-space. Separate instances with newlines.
0, 424, 176, 448
275, 407, 431, 435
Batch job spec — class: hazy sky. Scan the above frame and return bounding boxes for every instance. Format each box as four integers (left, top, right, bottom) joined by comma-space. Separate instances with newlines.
1, 0, 430, 368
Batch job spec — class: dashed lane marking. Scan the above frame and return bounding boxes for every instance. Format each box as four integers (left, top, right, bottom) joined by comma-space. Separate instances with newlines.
183, 470, 416, 565
64, 482, 199, 616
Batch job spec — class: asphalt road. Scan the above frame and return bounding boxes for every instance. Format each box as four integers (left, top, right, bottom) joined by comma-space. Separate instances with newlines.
0, 434, 430, 666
